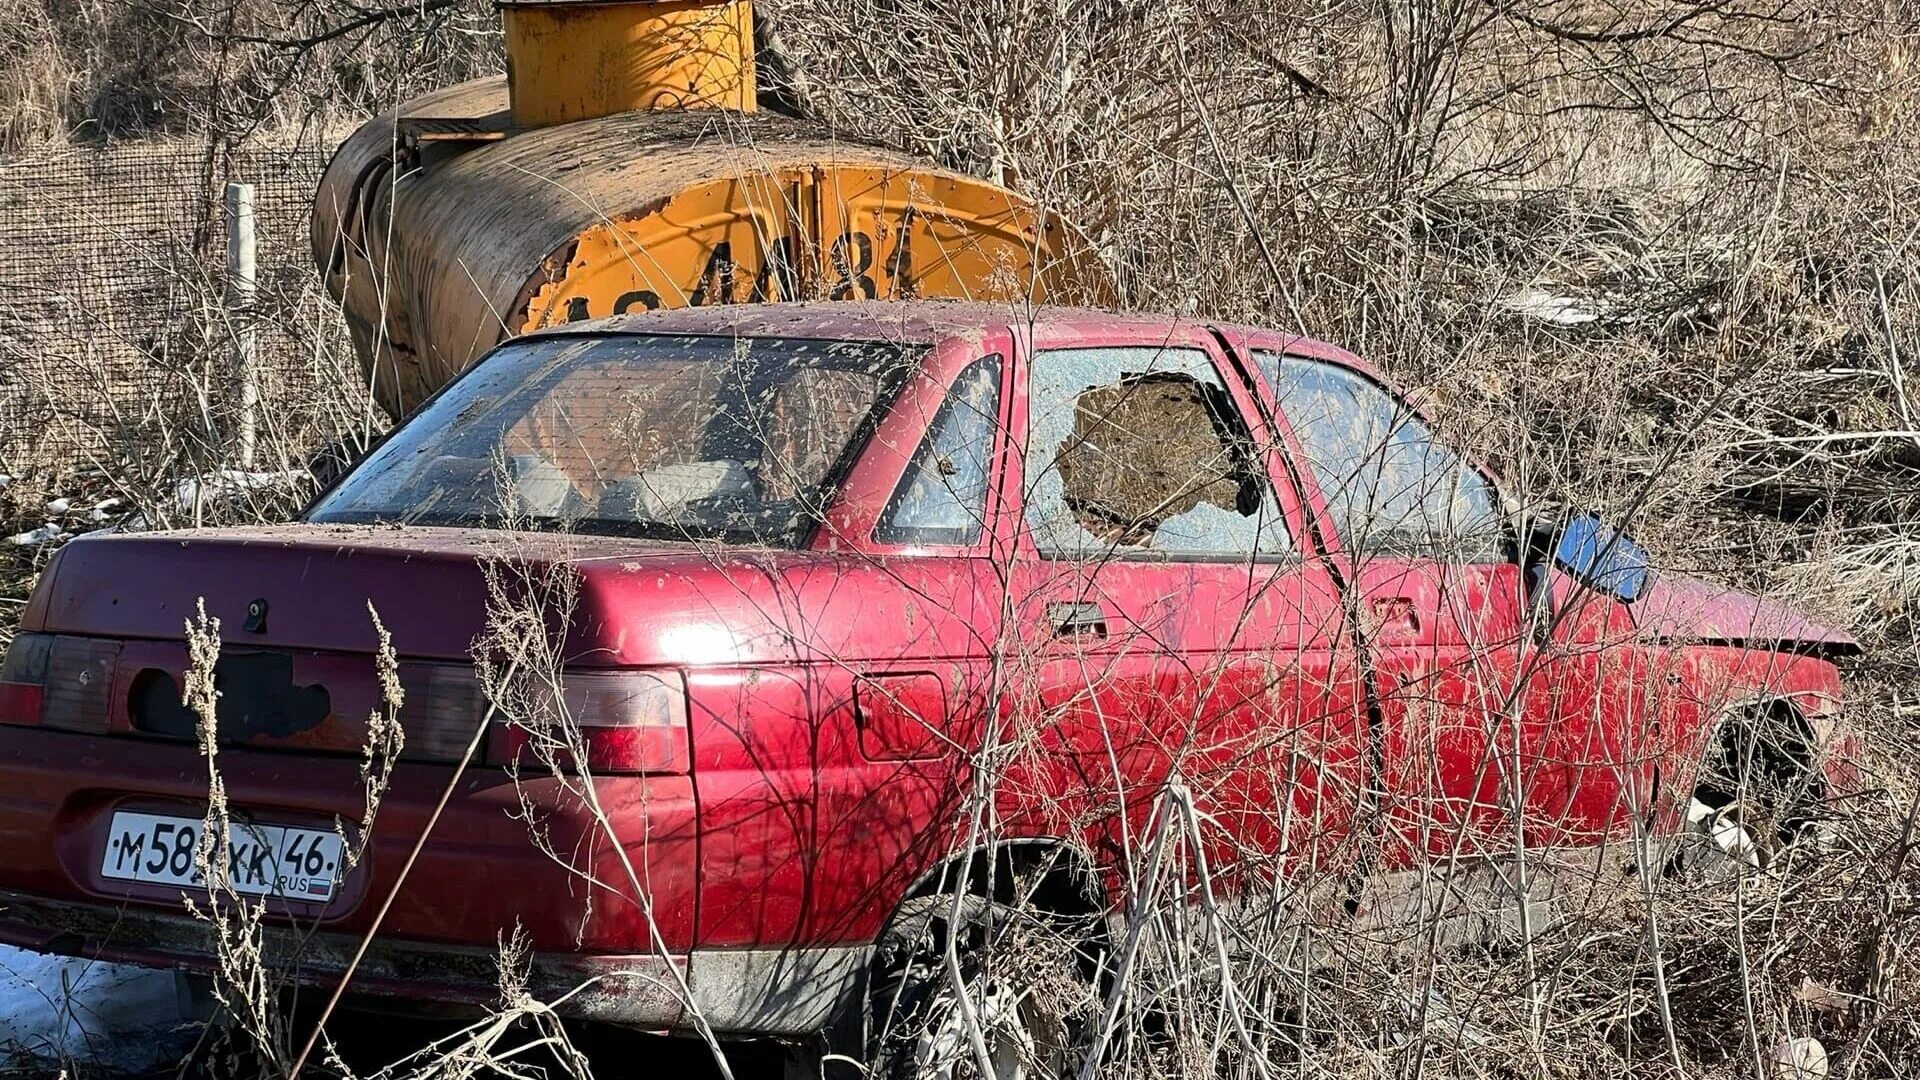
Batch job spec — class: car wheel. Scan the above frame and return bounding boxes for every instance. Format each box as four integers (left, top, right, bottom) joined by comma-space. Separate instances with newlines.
868, 894, 1078, 1080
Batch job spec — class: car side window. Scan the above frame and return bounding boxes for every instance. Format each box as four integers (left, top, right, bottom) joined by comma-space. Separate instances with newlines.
876, 356, 1003, 545
1025, 346, 1292, 559
1258, 352, 1504, 561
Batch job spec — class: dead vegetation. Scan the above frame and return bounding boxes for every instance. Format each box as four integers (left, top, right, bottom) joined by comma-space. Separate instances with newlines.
5, 2, 1920, 1079
0, 0, 498, 149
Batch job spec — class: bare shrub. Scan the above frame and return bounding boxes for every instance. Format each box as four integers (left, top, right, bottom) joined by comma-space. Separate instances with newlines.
0, 0, 500, 149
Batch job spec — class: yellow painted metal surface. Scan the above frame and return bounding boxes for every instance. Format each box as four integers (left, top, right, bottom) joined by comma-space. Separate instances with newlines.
518, 165, 1088, 330
502, 1, 755, 125
314, 78, 1110, 416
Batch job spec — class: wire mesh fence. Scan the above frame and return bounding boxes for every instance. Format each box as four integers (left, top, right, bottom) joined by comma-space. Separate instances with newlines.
0, 137, 354, 463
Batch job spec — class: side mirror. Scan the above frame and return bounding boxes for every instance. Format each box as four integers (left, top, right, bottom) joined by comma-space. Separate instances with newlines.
1551, 513, 1651, 603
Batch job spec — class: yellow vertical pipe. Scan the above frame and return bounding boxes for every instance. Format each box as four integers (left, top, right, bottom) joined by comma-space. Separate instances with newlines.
502, 0, 756, 127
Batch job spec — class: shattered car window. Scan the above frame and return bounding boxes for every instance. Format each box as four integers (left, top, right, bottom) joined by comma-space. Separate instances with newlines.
1025, 346, 1292, 559
1259, 353, 1504, 561
309, 334, 913, 545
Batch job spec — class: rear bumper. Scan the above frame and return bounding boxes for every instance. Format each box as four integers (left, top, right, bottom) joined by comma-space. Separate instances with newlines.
0, 888, 679, 1023
0, 726, 696, 954
0, 889, 866, 1034
0, 725, 873, 1033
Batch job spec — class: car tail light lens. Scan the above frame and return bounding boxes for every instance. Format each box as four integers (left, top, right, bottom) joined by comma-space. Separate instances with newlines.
395, 661, 493, 763
486, 669, 689, 775
0, 633, 52, 726
0, 633, 118, 732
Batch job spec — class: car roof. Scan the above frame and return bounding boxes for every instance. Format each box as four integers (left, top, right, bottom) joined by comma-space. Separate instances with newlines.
541, 300, 1178, 344
530, 300, 1380, 380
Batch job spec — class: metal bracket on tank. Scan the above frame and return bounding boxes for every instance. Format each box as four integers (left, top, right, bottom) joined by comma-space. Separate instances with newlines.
395, 113, 513, 148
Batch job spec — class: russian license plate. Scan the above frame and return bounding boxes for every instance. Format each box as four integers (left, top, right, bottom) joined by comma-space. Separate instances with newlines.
100, 811, 345, 902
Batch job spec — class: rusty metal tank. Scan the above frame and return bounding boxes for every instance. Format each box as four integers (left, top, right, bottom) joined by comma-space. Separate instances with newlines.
312, 0, 1108, 416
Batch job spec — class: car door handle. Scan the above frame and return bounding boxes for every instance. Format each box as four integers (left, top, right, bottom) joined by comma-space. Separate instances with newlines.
1369, 596, 1420, 636
1047, 602, 1108, 639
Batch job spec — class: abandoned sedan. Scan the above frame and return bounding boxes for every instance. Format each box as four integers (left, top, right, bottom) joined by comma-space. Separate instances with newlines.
0, 302, 1856, 1071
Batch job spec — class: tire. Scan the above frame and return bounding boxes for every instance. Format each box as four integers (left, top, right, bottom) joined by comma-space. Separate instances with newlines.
866, 894, 1084, 1080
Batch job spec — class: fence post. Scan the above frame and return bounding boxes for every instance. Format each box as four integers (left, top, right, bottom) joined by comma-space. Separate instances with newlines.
224, 181, 258, 469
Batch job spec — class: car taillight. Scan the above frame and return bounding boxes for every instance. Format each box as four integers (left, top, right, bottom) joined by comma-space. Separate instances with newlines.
0, 633, 118, 732
0, 633, 51, 725
485, 669, 689, 775
395, 661, 493, 763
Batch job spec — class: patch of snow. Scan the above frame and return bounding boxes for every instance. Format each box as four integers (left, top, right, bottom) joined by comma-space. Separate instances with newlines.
7, 524, 64, 547
174, 469, 306, 512
42, 498, 69, 515
0, 944, 198, 1073
1498, 289, 1605, 326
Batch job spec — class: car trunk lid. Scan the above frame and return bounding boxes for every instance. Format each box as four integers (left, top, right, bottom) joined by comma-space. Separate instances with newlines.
31, 524, 664, 657
20, 524, 701, 762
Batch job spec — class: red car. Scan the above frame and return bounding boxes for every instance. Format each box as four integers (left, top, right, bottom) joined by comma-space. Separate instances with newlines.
0, 302, 1856, 1072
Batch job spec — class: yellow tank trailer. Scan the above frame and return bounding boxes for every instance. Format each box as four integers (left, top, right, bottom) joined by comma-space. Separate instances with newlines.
312, 0, 1108, 416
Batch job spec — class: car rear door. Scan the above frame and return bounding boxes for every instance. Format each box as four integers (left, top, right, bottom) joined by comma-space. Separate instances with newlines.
722, 330, 1021, 945
1003, 322, 1368, 894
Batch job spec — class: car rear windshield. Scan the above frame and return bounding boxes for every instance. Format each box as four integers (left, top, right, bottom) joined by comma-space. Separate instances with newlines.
309, 334, 916, 545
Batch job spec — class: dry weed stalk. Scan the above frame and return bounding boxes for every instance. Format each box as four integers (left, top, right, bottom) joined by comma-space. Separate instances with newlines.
181, 598, 288, 1073
471, 487, 739, 1080
176, 597, 470, 1080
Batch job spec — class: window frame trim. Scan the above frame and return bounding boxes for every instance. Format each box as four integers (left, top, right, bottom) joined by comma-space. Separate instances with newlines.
871, 353, 1006, 548
822, 328, 1022, 558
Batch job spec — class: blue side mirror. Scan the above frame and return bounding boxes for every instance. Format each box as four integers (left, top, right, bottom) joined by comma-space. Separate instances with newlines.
1553, 514, 1651, 603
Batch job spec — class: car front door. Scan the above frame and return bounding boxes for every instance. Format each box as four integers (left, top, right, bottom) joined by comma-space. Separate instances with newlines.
1004, 327, 1368, 895
1242, 343, 1646, 863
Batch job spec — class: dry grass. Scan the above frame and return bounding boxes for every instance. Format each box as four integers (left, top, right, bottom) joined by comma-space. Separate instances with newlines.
0, 0, 500, 149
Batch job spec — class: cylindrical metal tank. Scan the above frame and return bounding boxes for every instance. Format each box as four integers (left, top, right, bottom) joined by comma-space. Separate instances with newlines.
501, 0, 758, 123
312, 2, 1107, 417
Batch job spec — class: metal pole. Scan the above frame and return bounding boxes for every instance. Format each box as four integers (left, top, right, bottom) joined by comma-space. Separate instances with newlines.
224, 181, 257, 469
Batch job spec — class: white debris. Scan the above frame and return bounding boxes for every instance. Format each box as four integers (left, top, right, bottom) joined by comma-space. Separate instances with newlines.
7, 524, 64, 547
0, 474, 12, 488
42, 498, 69, 515
1793, 976, 1851, 1013
1498, 289, 1605, 326
1772, 1036, 1829, 1079
88, 498, 123, 523
0, 944, 197, 1073
174, 469, 306, 512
